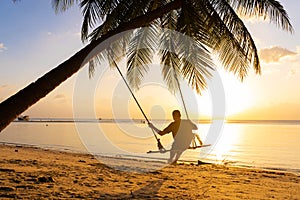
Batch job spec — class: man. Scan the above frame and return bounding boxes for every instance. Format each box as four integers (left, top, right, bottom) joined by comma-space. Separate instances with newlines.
149, 110, 199, 164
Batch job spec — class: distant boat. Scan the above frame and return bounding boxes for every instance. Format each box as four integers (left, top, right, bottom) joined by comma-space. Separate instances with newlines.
18, 115, 30, 121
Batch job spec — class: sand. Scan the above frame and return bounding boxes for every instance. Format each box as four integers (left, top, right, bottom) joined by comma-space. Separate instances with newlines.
0, 144, 299, 199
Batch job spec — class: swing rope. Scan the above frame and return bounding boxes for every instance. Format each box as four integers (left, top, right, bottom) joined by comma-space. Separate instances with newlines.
114, 60, 201, 151
114, 61, 166, 152
174, 72, 202, 148
174, 73, 189, 120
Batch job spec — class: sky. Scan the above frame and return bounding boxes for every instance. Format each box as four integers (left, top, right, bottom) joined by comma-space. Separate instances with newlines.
0, 0, 300, 120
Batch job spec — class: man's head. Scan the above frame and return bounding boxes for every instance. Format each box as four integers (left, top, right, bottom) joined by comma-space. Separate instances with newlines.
172, 110, 181, 121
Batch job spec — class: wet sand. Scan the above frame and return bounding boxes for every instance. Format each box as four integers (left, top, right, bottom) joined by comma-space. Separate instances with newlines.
0, 144, 299, 199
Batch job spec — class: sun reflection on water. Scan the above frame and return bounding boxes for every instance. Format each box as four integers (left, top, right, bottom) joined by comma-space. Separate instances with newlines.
212, 124, 243, 163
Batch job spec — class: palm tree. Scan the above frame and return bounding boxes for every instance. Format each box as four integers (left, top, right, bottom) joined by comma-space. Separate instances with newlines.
0, 0, 293, 132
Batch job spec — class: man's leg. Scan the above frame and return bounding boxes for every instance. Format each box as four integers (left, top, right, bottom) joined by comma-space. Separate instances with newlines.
168, 150, 175, 164
173, 150, 183, 163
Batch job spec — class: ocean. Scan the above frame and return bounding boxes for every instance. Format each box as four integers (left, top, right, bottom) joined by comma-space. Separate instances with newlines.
0, 119, 299, 174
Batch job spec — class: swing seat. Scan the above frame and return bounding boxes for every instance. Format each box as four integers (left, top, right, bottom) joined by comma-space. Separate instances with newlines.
189, 134, 203, 148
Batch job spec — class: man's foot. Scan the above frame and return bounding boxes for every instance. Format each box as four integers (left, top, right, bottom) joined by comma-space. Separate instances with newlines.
167, 159, 177, 165
170, 161, 177, 165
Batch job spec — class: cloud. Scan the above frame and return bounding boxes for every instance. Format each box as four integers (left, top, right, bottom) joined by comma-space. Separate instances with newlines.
53, 94, 66, 100
52, 94, 71, 105
0, 43, 7, 52
1, 84, 8, 88
288, 68, 297, 77
0, 84, 9, 92
74, 32, 81, 37
243, 15, 268, 24
259, 46, 296, 63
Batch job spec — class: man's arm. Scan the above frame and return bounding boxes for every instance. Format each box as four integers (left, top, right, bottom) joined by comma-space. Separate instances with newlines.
148, 123, 170, 136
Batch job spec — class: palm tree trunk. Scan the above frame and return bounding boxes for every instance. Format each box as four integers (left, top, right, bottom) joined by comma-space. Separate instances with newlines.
0, 0, 182, 132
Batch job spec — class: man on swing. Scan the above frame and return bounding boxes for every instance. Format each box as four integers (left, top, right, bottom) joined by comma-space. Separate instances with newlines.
149, 110, 201, 164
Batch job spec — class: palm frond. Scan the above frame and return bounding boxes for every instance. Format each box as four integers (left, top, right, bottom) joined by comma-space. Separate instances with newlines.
126, 25, 158, 90
80, 0, 106, 41
158, 11, 182, 93
176, 1, 214, 93
88, 59, 95, 79
178, 38, 214, 94
54, 0, 293, 94
192, 0, 260, 79
159, 13, 181, 93
52, 0, 79, 13
228, 0, 293, 32
176, 1, 210, 45
217, 36, 250, 80
160, 7, 179, 30
159, 6, 214, 94
89, 0, 154, 41
88, 49, 109, 79
96, 0, 121, 18
160, 50, 181, 93
90, 0, 133, 39
88, 31, 133, 78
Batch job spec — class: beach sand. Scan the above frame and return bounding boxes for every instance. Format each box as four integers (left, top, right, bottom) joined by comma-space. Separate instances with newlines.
0, 144, 299, 199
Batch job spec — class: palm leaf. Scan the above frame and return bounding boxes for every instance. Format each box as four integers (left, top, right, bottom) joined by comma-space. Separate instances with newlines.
126, 25, 158, 90
179, 40, 214, 93
175, 1, 214, 93
53, 0, 293, 92
159, 49, 181, 93
158, 12, 181, 93
80, 0, 106, 41
89, 0, 154, 41
176, 1, 210, 45
88, 30, 133, 78
190, 0, 259, 80
228, 0, 293, 32
52, 0, 79, 13
210, 0, 262, 73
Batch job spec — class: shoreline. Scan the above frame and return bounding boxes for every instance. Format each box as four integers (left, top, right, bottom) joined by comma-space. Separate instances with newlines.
0, 143, 299, 199
1, 141, 299, 175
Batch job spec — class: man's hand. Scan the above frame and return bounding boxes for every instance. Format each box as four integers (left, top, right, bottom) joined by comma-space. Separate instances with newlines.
148, 122, 160, 134
148, 123, 155, 129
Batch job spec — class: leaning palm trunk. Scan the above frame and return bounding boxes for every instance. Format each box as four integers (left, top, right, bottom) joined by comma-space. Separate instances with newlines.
0, 1, 182, 132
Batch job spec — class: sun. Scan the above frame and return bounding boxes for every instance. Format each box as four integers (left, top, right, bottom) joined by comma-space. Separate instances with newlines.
194, 68, 255, 119
219, 69, 256, 118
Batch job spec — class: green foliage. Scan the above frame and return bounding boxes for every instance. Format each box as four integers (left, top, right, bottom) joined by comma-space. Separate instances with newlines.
52, 0, 293, 94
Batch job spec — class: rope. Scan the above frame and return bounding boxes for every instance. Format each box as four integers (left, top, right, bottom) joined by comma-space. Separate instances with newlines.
174, 73, 189, 120
174, 72, 203, 148
114, 61, 165, 151
114, 60, 199, 152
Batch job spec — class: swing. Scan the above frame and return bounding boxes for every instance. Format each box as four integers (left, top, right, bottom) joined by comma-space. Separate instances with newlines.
115, 61, 166, 152
114, 61, 210, 153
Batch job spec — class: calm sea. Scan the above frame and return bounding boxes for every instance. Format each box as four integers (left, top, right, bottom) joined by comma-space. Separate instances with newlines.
0, 119, 299, 174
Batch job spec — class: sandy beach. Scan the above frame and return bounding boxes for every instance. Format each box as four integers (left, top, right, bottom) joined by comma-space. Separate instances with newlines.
0, 144, 299, 199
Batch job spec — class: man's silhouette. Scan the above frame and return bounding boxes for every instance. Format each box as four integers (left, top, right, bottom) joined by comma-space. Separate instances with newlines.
149, 110, 199, 164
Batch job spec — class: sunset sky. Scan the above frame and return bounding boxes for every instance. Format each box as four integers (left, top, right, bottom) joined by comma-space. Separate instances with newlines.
0, 0, 300, 120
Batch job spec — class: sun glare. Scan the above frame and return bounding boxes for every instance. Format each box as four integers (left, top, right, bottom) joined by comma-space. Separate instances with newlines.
219, 70, 255, 118
93, 57, 256, 120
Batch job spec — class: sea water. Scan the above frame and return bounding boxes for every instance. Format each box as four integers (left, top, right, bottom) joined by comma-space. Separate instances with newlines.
0, 119, 299, 173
